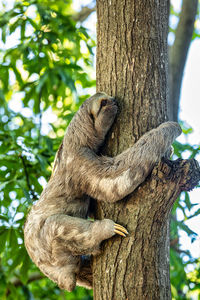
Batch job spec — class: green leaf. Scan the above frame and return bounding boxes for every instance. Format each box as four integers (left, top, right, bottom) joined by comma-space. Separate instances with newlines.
36, 154, 49, 171
9, 247, 26, 272
22, 187, 31, 203
178, 221, 198, 239
9, 228, 18, 251
36, 73, 48, 94
184, 191, 192, 211
0, 215, 9, 222
2, 26, 6, 43
27, 17, 39, 31
0, 228, 8, 253
21, 22, 25, 40
20, 251, 31, 284
12, 65, 24, 85
187, 208, 200, 220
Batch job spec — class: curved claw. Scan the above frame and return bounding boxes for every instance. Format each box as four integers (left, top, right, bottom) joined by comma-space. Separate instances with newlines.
114, 223, 128, 237
114, 229, 126, 237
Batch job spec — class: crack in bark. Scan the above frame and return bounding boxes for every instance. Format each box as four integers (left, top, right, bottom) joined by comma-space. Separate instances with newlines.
111, 238, 122, 299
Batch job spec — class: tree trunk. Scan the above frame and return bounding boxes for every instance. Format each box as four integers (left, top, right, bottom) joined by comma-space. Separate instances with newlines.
93, 1, 200, 299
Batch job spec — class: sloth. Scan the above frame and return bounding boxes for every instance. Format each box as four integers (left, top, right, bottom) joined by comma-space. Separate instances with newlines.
24, 92, 182, 292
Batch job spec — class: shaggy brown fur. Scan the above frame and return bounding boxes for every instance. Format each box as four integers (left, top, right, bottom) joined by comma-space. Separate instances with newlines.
24, 92, 182, 291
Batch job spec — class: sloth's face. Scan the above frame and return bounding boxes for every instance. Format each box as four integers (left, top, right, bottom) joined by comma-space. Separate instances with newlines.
89, 93, 118, 136
66, 93, 118, 149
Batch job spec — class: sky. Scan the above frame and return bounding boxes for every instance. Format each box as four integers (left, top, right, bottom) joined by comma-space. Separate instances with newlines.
0, 0, 199, 265
180, 40, 200, 137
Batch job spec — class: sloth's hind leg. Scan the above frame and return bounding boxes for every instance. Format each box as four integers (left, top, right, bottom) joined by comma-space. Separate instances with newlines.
38, 257, 79, 292
43, 214, 128, 256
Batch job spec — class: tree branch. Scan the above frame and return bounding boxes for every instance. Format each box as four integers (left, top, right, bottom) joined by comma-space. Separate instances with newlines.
6, 272, 44, 295
19, 154, 38, 200
73, 5, 96, 23
168, 0, 198, 121
11, 272, 44, 287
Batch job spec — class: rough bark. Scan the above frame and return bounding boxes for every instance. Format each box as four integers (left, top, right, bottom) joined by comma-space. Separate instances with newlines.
93, 1, 200, 299
168, 0, 198, 121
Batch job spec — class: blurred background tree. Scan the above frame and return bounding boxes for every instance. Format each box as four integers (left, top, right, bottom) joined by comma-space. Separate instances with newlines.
0, 0, 199, 299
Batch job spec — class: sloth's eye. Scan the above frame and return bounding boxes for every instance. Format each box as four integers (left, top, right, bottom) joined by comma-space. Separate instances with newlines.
101, 99, 108, 107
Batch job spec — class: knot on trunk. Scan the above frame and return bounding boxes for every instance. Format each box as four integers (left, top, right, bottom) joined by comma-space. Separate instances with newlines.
177, 158, 200, 191
153, 158, 200, 192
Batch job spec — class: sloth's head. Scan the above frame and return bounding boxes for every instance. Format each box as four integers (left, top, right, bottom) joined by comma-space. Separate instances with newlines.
87, 92, 118, 136
66, 92, 117, 151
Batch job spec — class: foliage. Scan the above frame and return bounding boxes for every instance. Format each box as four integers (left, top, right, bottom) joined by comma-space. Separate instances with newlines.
187, 259, 200, 299
0, 0, 199, 299
0, 0, 94, 299
170, 122, 200, 299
